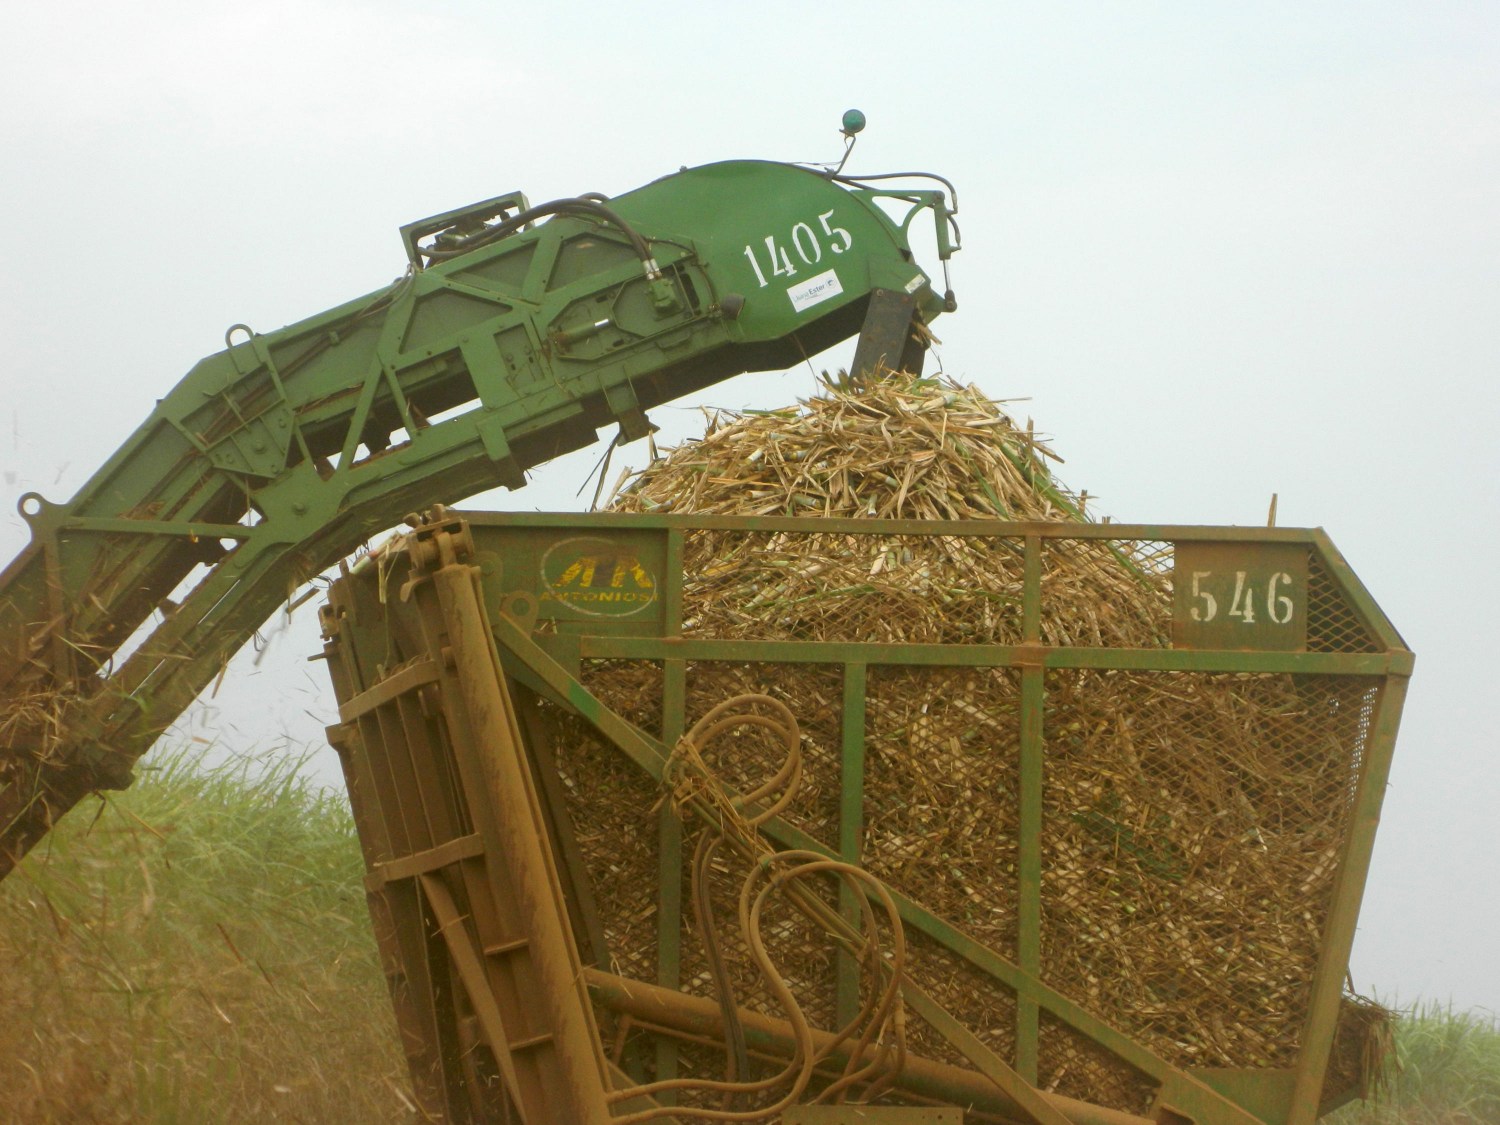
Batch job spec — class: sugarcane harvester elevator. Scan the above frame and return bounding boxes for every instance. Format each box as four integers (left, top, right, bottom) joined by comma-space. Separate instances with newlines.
0, 118, 1411, 1124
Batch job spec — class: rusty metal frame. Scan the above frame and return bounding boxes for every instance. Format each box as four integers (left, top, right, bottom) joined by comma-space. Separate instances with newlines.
324, 516, 620, 1124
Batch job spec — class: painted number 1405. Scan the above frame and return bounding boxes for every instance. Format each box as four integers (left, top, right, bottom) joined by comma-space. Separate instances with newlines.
1189, 570, 1296, 625
741, 210, 853, 287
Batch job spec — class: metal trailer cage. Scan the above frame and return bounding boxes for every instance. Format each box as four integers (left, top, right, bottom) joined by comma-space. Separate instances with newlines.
317, 510, 1411, 1125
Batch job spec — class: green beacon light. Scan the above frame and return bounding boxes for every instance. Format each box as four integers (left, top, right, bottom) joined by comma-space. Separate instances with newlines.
841, 108, 866, 136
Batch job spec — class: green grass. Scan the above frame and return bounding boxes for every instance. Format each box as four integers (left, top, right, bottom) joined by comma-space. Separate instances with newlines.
0, 746, 412, 1123
1328, 1002, 1500, 1124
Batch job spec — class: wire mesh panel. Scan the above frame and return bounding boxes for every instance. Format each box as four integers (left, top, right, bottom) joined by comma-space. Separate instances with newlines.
547, 659, 664, 984
863, 667, 1022, 961
1041, 669, 1379, 1073
861, 666, 1023, 1076
675, 529, 1031, 645
1038, 1010, 1158, 1114
1038, 539, 1175, 648
1307, 553, 1384, 654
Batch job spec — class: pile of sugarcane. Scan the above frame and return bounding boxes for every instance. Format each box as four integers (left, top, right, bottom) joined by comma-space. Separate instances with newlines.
548, 371, 1380, 1110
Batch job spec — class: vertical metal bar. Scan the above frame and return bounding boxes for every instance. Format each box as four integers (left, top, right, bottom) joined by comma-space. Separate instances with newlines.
1017, 534, 1044, 1082
1022, 534, 1043, 641
902, 984, 1074, 1125
418, 871, 531, 1115
394, 690, 463, 842
1017, 666, 1044, 1083
655, 656, 687, 1097
836, 661, 868, 1029
1286, 674, 1411, 1124
655, 526, 687, 1094
663, 528, 684, 637
373, 701, 435, 852
355, 710, 411, 859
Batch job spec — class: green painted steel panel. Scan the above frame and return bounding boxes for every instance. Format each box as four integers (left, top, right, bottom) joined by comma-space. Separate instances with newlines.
610, 161, 945, 341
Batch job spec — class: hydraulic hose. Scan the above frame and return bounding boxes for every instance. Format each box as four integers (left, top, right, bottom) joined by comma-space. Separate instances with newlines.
607, 695, 910, 1122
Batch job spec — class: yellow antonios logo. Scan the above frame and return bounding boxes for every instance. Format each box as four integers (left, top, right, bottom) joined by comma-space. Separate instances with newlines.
539, 537, 657, 617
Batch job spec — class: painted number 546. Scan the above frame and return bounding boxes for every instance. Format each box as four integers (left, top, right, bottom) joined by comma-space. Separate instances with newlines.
1190, 570, 1296, 625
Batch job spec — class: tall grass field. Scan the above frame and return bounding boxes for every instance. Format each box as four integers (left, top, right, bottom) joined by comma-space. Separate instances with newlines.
2, 747, 1495, 1122
0, 748, 410, 1122
1327, 1004, 1500, 1124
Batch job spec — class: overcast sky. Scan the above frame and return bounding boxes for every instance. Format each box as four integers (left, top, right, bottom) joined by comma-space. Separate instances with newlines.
2, 2, 1496, 1015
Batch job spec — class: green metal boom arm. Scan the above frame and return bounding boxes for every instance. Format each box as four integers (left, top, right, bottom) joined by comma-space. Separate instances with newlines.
0, 158, 956, 877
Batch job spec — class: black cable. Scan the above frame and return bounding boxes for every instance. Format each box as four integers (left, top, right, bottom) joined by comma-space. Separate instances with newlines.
830, 170, 960, 216
825, 171, 963, 263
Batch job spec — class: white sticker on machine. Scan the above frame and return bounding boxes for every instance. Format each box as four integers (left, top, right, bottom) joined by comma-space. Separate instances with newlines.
786, 269, 843, 313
